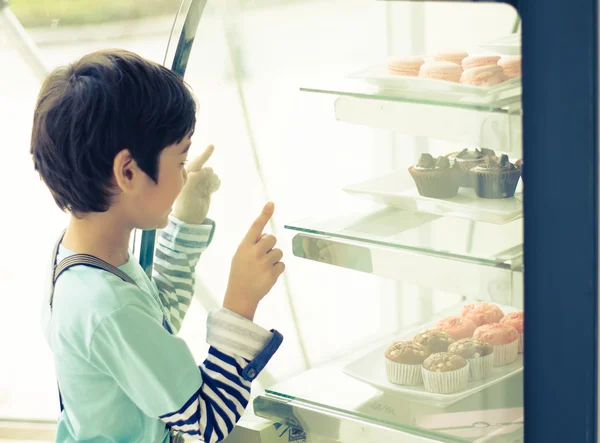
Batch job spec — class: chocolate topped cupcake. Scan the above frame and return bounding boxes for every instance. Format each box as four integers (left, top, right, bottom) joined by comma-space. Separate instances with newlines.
408, 154, 460, 199
471, 154, 521, 199
421, 352, 469, 394
384, 341, 430, 386
448, 338, 493, 359
515, 159, 523, 183
453, 148, 496, 187
385, 341, 430, 364
449, 338, 494, 381
414, 330, 455, 353
423, 352, 467, 372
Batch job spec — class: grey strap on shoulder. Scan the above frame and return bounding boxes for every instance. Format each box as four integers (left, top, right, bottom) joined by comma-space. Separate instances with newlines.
50, 230, 137, 310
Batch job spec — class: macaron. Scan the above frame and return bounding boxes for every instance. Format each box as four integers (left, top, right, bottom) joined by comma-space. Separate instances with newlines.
461, 65, 509, 86
433, 50, 469, 66
419, 61, 462, 82
498, 55, 521, 78
387, 56, 425, 76
462, 55, 501, 70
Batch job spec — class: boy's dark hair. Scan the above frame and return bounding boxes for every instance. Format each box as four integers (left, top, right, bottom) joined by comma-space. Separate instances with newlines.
31, 49, 196, 214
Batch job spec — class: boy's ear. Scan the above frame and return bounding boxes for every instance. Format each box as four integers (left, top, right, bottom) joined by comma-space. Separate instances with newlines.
113, 149, 139, 193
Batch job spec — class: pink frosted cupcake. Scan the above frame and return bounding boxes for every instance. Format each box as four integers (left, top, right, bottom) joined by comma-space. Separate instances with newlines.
435, 316, 477, 340
461, 302, 505, 326
500, 312, 524, 353
474, 324, 519, 366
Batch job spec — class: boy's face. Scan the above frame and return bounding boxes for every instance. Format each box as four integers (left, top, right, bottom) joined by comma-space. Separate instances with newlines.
127, 133, 192, 230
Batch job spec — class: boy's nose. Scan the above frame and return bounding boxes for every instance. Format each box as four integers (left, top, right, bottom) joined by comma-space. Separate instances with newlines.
182, 169, 188, 185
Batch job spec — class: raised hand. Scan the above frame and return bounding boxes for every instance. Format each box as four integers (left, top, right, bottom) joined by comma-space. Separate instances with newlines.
223, 203, 285, 320
173, 145, 221, 224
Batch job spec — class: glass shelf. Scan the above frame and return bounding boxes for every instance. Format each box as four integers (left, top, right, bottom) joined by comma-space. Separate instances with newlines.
286, 207, 522, 268
301, 80, 522, 151
286, 208, 523, 305
301, 79, 521, 113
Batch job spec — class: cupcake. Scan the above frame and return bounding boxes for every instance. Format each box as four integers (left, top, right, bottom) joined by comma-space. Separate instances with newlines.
460, 302, 505, 326
500, 312, 524, 353
384, 341, 430, 386
408, 154, 460, 199
471, 154, 522, 199
414, 330, 455, 353
422, 352, 469, 394
435, 316, 477, 340
451, 148, 496, 187
515, 159, 523, 183
474, 324, 519, 366
448, 338, 494, 381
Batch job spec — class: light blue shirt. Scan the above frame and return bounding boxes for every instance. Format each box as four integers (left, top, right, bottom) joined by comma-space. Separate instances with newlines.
41, 218, 283, 443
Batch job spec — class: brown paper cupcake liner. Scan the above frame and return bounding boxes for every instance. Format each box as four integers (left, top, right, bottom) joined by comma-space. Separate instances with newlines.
385, 359, 423, 386
408, 166, 460, 199
472, 168, 521, 199
422, 363, 469, 394
492, 340, 519, 366
466, 353, 494, 381
455, 159, 485, 187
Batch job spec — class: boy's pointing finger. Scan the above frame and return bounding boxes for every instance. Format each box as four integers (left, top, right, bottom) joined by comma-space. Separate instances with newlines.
186, 144, 214, 173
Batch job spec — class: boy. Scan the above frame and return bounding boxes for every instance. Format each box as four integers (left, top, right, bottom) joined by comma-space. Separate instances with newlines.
32, 49, 285, 442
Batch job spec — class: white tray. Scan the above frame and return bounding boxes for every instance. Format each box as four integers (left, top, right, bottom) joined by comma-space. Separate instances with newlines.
343, 170, 523, 224
343, 305, 523, 406
478, 33, 521, 55
348, 63, 521, 106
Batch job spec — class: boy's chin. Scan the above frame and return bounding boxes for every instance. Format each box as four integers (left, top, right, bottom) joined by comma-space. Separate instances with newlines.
136, 215, 170, 231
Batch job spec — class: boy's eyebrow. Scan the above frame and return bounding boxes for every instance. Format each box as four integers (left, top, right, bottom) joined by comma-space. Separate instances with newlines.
181, 143, 191, 154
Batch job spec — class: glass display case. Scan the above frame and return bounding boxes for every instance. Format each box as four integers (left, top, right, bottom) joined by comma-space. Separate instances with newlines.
0, 0, 595, 440
155, 0, 597, 442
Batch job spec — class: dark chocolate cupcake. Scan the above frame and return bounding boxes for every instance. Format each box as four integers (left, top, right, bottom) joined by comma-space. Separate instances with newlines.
515, 159, 523, 183
452, 148, 496, 187
414, 330, 455, 353
408, 154, 460, 199
471, 154, 521, 199
448, 338, 494, 381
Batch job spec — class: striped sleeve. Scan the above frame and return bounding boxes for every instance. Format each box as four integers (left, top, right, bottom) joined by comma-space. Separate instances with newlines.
160, 309, 284, 442
152, 216, 215, 334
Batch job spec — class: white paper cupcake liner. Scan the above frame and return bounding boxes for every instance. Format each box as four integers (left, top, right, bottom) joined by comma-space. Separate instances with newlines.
467, 353, 494, 381
422, 363, 469, 394
385, 359, 423, 386
518, 333, 524, 354
493, 340, 519, 366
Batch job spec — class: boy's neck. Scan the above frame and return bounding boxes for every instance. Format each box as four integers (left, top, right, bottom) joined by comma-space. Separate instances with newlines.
63, 211, 132, 268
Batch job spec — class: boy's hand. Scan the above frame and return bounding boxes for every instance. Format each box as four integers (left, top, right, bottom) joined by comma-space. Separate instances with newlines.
173, 145, 221, 225
224, 203, 285, 321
